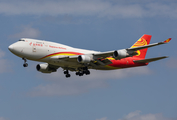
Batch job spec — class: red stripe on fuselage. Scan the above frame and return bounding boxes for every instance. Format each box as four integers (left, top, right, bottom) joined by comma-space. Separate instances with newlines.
39, 52, 83, 60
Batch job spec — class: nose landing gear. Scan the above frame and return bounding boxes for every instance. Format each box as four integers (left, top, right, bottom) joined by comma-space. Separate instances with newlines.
22, 58, 28, 67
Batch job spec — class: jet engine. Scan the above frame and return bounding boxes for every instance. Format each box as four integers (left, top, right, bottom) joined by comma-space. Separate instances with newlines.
113, 49, 128, 59
77, 55, 93, 63
36, 63, 57, 73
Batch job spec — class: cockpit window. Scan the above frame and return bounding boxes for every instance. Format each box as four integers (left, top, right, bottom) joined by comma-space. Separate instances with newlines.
18, 39, 25, 42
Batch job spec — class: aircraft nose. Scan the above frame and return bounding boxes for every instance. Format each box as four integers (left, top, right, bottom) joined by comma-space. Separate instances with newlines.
8, 44, 14, 52
8, 42, 24, 57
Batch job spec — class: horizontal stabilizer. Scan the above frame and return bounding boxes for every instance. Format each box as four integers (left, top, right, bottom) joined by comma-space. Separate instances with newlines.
133, 56, 168, 63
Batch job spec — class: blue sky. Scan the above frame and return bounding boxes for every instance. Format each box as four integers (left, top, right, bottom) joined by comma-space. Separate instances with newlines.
0, 0, 177, 120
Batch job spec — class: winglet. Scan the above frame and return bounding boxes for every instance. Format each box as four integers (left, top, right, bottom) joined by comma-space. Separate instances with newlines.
163, 38, 172, 43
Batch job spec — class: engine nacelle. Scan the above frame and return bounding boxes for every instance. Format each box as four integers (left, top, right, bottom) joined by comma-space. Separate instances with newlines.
113, 49, 128, 59
36, 63, 56, 73
77, 55, 92, 63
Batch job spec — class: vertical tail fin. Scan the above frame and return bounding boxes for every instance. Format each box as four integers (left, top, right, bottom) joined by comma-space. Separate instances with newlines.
131, 34, 152, 59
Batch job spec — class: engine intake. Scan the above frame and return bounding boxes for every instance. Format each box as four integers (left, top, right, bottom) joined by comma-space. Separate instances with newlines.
113, 49, 128, 59
77, 55, 93, 63
36, 63, 56, 73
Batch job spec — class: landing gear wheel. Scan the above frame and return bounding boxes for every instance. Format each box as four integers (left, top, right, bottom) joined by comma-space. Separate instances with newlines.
85, 70, 90, 75
64, 70, 71, 78
66, 74, 71, 78
79, 71, 84, 76
76, 72, 79, 76
64, 70, 69, 74
82, 67, 90, 75
23, 63, 28, 67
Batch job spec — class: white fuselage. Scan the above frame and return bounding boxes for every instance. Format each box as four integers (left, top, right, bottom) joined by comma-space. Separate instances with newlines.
9, 38, 100, 68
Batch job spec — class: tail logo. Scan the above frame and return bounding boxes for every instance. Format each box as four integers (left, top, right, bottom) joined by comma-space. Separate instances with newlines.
131, 38, 147, 48
131, 38, 148, 56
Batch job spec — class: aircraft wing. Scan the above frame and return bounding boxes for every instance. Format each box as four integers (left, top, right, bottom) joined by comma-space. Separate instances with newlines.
93, 51, 114, 59
53, 55, 113, 66
92, 38, 171, 59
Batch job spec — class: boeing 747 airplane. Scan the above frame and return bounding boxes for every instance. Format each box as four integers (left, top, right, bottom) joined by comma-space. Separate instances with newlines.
8, 34, 171, 78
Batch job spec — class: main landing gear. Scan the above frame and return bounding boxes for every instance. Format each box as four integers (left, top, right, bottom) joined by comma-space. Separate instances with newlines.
75, 67, 90, 76
22, 58, 28, 67
64, 70, 71, 78
64, 67, 90, 78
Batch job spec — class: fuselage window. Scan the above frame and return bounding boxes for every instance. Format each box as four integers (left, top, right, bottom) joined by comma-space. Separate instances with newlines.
18, 39, 25, 42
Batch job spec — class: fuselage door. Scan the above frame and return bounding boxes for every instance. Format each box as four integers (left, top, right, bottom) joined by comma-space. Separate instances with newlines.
33, 45, 36, 52
44, 41, 48, 47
